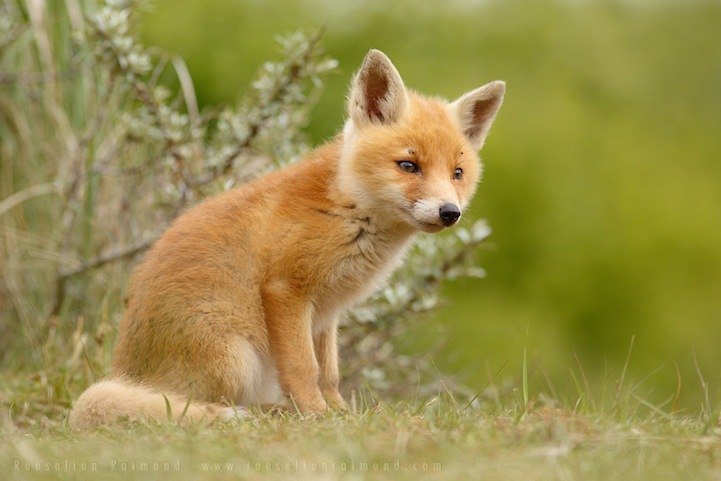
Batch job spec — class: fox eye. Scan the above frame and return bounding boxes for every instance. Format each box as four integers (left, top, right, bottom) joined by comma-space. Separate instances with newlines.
397, 160, 420, 174
454, 167, 463, 180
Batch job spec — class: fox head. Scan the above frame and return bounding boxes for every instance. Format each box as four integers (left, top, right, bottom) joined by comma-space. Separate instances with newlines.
338, 49, 505, 233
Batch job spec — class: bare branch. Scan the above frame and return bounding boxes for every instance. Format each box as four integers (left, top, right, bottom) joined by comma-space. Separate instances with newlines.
58, 236, 156, 281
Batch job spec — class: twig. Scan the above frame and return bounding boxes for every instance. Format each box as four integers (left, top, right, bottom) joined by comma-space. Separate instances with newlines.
51, 237, 156, 316
58, 236, 155, 280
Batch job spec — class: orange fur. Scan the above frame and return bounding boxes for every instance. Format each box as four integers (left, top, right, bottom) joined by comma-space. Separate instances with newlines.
68, 49, 505, 429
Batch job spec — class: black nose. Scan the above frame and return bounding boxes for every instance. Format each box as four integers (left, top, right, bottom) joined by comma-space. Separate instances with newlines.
439, 203, 461, 226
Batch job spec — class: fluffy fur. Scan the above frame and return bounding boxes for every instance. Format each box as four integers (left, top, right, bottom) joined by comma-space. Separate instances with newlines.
68, 49, 505, 429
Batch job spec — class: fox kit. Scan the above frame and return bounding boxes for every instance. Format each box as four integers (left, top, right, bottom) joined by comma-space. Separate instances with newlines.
69, 49, 505, 429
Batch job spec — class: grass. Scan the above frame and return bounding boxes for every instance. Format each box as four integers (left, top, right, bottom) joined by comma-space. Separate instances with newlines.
2, 370, 721, 481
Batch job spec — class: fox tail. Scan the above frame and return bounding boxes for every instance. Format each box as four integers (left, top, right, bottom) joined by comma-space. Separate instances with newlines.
68, 377, 243, 430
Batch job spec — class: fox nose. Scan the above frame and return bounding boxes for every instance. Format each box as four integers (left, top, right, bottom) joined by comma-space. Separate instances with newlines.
439, 203, 461, 226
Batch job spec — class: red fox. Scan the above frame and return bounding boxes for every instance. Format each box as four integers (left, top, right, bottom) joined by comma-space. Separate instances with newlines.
69, 49, 505, 429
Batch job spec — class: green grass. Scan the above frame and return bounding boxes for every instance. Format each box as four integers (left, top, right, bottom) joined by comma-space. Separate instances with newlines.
2, 372, 721, 481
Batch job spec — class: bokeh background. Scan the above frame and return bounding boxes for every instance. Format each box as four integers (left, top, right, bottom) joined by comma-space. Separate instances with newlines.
94, 0, 721, 408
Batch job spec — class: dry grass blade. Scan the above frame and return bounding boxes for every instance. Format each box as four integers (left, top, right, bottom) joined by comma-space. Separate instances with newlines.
0, 182, 59, 217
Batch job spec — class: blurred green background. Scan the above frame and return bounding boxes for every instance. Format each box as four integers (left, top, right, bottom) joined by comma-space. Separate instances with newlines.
140, 0, 721, 408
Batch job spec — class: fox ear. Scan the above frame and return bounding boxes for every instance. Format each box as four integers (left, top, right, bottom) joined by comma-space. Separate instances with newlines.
451, 81, 506, 150
348, 49, 409, 127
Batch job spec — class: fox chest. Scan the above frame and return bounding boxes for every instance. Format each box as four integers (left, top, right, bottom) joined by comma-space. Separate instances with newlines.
311, 224, 413, 321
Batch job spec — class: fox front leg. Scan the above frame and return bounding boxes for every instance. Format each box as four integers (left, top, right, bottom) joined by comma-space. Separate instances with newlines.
314, 320, 348, 410
263, 283, 327, 414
